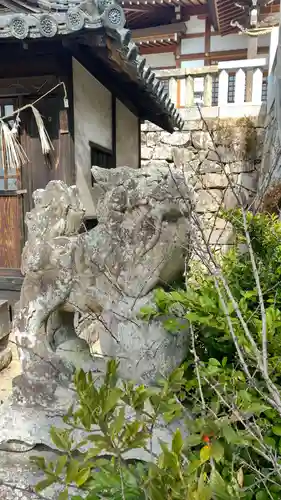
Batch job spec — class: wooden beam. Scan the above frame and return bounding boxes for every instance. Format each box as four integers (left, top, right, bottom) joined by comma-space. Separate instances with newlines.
131, 22, 187, 40
175, 36, 181, 108
207, 0, 219, 31
139, 44, 176, 55
245, 36, 258, 102
204, 15, 211, 65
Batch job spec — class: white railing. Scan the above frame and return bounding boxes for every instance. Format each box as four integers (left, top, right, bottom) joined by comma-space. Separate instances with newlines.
267, 26, 280, 111
154, 58, 268, 108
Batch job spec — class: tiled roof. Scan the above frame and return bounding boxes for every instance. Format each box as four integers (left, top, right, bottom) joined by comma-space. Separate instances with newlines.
0, 0, 183, 131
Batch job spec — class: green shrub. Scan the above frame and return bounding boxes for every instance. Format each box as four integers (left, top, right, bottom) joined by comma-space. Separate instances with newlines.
31, 210, 281, 499
31, 360, 281, 500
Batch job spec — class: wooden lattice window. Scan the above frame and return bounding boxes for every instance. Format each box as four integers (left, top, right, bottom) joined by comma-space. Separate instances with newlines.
262, 74, 268, 102
212, 75, 219, 106
162, 79, 169, 96
90, 142, 115, 186
0, 101, 20, 192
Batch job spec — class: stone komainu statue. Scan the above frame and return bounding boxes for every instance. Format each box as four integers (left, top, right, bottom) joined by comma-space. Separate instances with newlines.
14, 164, 195, 383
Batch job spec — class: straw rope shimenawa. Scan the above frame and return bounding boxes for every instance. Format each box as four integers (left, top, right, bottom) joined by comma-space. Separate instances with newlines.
0, 81, 67, 170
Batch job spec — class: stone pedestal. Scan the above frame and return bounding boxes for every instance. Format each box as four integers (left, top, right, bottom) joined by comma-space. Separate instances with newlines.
0, 300, 11, 372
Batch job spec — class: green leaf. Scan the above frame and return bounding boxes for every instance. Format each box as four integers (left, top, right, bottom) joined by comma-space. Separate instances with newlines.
58, 489, 68, 500
75, 467, 91, 487
112, 406, 125, 435
210, 441, 224, 463
66, 459, 80, 484
200, 445, 211, 463
103, 388, 122, 414
172, 428, 183, 455
55, 455, 68, 476
222, 425, 238, 444
256, 491, 269, 500
272, 425, 281, 436
29, 455, 46, 471
50, 427, 71, 451
184, 434, 202, 447
187, 459, 202, 475
35, 476, 57, 493
210, 469, 232, 500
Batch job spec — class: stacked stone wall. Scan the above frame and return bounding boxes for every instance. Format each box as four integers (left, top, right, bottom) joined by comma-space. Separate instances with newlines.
141, 117, 265, 251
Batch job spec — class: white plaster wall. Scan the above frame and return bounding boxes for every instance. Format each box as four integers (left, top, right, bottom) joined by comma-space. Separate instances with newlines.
180, 60, 205, 105
145, 52, 176, 68
185, 17, 205, 34
116, 99, 139, 169
181, 37, 205, 55
73, 58, 112, 216
210, 33, 249, 52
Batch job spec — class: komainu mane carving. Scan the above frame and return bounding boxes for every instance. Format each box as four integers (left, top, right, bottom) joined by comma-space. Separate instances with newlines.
14, 164, 195, 382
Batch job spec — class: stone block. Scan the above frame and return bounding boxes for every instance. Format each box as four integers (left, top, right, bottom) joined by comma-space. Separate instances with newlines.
192, 130, 213, 150
224, 184, 256, 210
146, 132, 161, 147
141, 121, 162, 132
142, 160, 170, 169
199, 159, 223, 173
207, 146, 237, 163
225, 161, 256, 174
236, 171, 258, 192
161, 131, 191, 147
198, 150, 208, 161
201, 173, 228, 189
196, 189, 224, 213
172, 147, 197, 167
141, 132, 146, 145
0, 301, 10, 341
203, 223, 234, 245
152, 144, 172, 161
182, 119, 203, 131
142, 146, 153, 160
0, 347, 12, 372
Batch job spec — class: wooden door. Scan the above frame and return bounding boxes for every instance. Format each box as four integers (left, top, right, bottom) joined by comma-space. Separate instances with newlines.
0, 99, 23, 272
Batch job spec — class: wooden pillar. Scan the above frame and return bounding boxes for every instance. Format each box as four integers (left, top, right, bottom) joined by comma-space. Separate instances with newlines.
218, 70, 228, 105
204, 16, 211, 66
245, 36, 258, 102
175, 37, 181, 108
185, 75, 194, 107
203, 74, 213, 106
169, 77, 178, 105
234, 68, 246, 104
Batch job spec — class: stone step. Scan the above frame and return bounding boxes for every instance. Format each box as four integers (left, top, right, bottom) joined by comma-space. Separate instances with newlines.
0, 301, 10, 342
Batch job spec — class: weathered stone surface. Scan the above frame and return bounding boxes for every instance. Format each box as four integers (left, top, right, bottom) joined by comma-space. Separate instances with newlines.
201, 173, 228, 189
0, 354, 187, 499
146, 131, 160, 147
142, 145, 153, 160
198, 159, 223, 173
152, 144, 172, 160
207, 146, 236, 163
172, 147, 197, 166
192, 130, 213, 150
161, 131, 191, 147
182, 119, 203, 131
237, 171, 258, 192
141, 121, 162, 132
141, 159, 169, 169
0, 300, 10, 341
0, 348, 12, 372
196, 189, 224, 213
14, 166, 194, 384
203, 224, 234, 245
225, 161, 256, 174
141, 119, 264, 220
